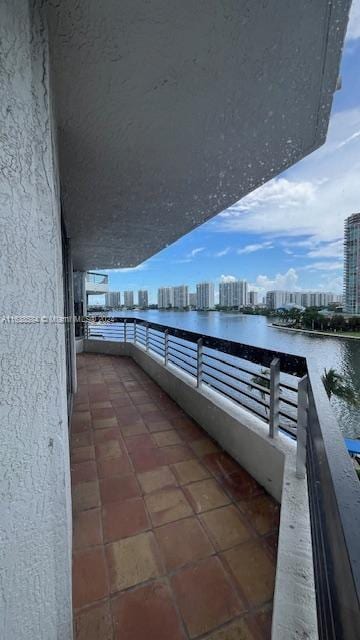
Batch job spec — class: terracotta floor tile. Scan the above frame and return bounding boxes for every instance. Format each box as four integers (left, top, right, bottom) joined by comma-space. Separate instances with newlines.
106, 531, 163, 592
145, 487, 193, 526
153, 430, 182, 447
264, 531, 279, 562
75, 601, 113, 640
200, 505, 251, 551
205, 618, 257, 640
74, 402, 90, 413
190, 437, 220, 457
137, 402, 160, 414
72, 411, 92, 433
91, 407, 117, 420
124, 433, 156, 453
155, 517, 214, 572
116, 409, 141, 425
138, 466, 178, 494
146, 419, 174, 432
222, 540, 276, 607
219, 470, 264, 502
89, 401, 113, 409
71, 460, 98, 485
130, 448, 165, 473
238, 495, 280, 535
97, 455, 133, 479
172, 459, 210, 485
120, 421, 148, 437
102, 497, 150, 542
171, 556, 242, 638
143, 411, 168, 424
100, 474, 140, 504
111, 580, 185, 640
73, 508, 103, 550
203, 452, 241, 478
73, 547, 108, 609
71, 445, 95, 464
177, 423, 204, 442
250, 606, 273, 640
161, 444, 194, 465
93, 427, 122, 444
129, 393, 153, 406
185, 479, 230, 514
92, 417, 119, 430
170, 416, 197, 430
72, 432, 93, 448
95, 439, 123, 460
72, 480, 100, 512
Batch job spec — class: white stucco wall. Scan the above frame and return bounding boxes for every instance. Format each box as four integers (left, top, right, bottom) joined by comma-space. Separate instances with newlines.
0, 2, 72, 639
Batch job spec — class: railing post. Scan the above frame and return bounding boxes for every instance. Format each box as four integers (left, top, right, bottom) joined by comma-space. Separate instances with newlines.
124, 319, 127, 343
164, 330, 169, 366
197, 338, 203, 388
296, 375, 308, 479
133, 320, 136, 343
269, 357, 280, 438
146, 323, 149, 351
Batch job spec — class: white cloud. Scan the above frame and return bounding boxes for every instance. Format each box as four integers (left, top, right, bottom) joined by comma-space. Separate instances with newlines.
255, 267, 299, 292
187, 247, 205, 258
301, 261, 343, 271
237, 241, 273, 255
307, 239, 343, 259
212, 107, 360, 245
105, 263, 148, 273
346, 0, 360, 40
214, 247, 231, 257
220, 274, 237, 282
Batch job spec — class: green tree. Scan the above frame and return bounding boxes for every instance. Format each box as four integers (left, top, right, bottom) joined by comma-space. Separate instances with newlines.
322, 368, 359, 405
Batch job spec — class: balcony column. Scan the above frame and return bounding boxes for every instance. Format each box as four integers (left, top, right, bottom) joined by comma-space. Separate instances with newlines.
73, 271, 87, 318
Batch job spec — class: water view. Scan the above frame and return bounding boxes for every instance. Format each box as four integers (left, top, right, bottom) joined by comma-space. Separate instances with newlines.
102, 310, 360, 438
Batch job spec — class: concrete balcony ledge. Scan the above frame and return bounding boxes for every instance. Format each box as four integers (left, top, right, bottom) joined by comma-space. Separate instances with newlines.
79, 339, 318, 639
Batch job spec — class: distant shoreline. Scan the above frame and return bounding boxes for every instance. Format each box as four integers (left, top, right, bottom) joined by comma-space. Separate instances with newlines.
271, 323, 360, 340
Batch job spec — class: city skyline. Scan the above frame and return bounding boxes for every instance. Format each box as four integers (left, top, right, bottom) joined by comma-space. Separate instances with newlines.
92, 4, 360, 305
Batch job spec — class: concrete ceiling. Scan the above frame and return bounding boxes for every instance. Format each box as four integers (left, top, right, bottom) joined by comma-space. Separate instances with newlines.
46, 1, 350, 271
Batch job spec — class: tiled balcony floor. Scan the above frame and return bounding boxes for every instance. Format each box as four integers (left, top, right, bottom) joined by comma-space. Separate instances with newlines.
71, 353, 279, 640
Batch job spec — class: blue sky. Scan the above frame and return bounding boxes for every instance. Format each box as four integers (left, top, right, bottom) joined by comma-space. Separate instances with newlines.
100, 2, 360, 305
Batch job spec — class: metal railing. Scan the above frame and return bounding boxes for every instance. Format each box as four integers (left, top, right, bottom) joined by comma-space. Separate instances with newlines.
84, 316, 360, 639
85, 272, 108, 285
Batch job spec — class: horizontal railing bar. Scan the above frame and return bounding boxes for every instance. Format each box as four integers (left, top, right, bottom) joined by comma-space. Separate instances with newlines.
203, 350, 266, 379
148, 335, 164, 348
168, 337, 197, 352
279, 394, 298, 409
280, 381, 299, 393
202, 379, 269, 422
168, 356, 197, 375
168, 344, 197, 361
203, 369, 270, 410
279, 409, 297, 423
202, 360, 271, 396
168, 351, 197, 371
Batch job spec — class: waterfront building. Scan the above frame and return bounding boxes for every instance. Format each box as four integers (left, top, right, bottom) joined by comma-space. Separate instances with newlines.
173, 285, 189, 309
189, 293, 197, 308
267, 290, 340, 310
158, 287, 174, 309
248, 291, 258, 306
344, 213, 360, 314
138, 289, 149, 308
105, 291, 121, 308
124, 290, 134, 307
219, 279, 248, 308
196, 282, 215, 309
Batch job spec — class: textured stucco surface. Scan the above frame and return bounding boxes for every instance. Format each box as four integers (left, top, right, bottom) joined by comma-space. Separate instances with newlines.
46, 0, 350, 270
0, 2, 72, 638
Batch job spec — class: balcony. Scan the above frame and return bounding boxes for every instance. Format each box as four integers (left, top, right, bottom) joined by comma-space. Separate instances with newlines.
72, 353, 278, 639
85, 272, 109, 296
72, 317, 360, 639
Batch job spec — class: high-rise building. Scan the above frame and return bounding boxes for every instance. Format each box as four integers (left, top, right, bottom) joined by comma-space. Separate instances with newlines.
157, 287, 174, 309
189, 293, 197, 308
248, 291, 258, 306
173, 285, 189, 309
124, 290, 134, 307
196, 282, 214, 309
138, 289, 149, 308
266, 290, 338, 309
105, 291, 121, 308
344, 213, 360, 314
219, 279, 247, 308
266, 290, 291, 309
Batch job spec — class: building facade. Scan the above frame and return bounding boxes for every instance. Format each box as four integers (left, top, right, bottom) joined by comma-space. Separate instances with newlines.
248, 291, 258, 306
266, 290, 340, 310
219, 280, 248, 308
105, 291, 121, 308
344, 213, 360, 315
158, 287, 174, 309
196, 282, 215, 309
138, 289, 149, 308
124, 291, 134, 307
173, 285, 189, 309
